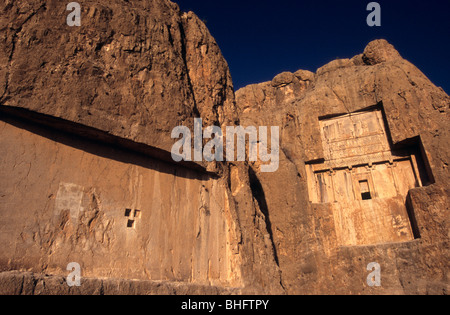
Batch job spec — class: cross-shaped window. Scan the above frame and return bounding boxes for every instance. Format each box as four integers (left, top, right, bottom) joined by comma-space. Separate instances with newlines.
125, 209, 141, 228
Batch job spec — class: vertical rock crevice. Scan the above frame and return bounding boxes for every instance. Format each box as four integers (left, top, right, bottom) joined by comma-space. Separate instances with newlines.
248, 167, 280, 267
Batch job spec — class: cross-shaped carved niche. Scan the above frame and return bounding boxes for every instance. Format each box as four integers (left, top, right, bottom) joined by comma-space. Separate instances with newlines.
125, 208, 141, 228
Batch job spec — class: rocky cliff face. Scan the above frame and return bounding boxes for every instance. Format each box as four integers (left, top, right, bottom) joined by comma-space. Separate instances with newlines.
0, 0, 448, 295
0, 0, 237, 159
236, 39, 449, 294
0, 0, 283, 295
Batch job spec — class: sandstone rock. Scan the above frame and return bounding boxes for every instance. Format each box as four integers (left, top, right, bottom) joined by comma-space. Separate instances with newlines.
271, 72, 295, 87
180, 11, 237, 127
0, 271, 241, 295
0, 0, 448, 296
362, 39, 403, 65
0, 0, 237, 162
294, 69, 315, 82
316, 58, 353, 75
0, 0, 281, 295
236, 39, 449, 294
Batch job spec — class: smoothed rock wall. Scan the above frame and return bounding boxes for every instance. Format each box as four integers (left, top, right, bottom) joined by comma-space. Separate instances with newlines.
0, 0, 448, 295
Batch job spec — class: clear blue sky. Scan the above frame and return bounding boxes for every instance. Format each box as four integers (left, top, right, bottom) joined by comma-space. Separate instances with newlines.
176, 0, 450, 93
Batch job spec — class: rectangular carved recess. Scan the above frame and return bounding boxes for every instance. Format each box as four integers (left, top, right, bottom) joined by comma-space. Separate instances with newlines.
306, 107, 431, 246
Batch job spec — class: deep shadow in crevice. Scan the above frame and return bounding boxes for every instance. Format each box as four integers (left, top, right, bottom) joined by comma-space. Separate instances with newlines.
248, 167, 280, 267
394, 136, 435, 186
378, 102, 434, 185
405, 192, 422, 240
0, 106, 213, 181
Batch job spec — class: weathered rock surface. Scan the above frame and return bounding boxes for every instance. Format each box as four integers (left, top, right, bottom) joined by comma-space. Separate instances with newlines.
236, 39, 449, 294
0, 0, 448, 296
0, 0, 237, 161
0, 271, 241, 295
0, 0, 284, 295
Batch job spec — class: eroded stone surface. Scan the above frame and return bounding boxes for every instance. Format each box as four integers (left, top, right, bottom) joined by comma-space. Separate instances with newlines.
0, 116, 242, 286
0, 0, 448, 295
0, 0, 283, 295
0, 0, 237, 157
236, 39, 449, 294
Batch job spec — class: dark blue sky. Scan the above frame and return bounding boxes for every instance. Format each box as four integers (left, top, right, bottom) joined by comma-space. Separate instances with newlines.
176, 0, 450, 93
